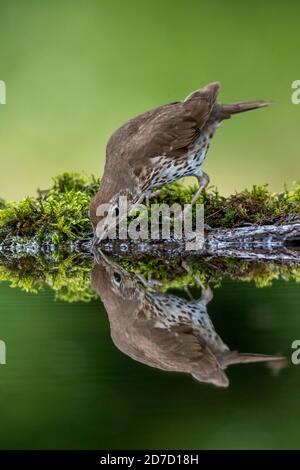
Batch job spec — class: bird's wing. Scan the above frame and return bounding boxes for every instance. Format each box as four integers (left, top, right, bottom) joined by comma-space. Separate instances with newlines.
136, 321, 229, 387
127, 82, 220, 164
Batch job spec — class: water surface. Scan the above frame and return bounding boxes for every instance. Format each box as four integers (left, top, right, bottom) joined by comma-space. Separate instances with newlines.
0, 259, 299, 449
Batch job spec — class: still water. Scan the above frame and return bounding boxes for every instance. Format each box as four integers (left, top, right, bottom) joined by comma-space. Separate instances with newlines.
0, 256, 299, 449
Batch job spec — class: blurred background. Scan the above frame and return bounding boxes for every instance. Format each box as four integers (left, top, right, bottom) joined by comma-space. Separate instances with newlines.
0, 278, 299, 449
0, 0, 299, 200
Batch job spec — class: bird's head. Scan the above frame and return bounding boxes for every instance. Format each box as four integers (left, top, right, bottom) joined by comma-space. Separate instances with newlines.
89, 185, 139, 242
89, 158, 142, 242
91, 252, 142, 309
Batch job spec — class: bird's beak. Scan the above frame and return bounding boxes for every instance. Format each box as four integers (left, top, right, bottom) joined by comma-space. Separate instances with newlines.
92, 243, 113, 266
95, 220, 109, 242
91, 228, 110, 265
98, 249, 112, 265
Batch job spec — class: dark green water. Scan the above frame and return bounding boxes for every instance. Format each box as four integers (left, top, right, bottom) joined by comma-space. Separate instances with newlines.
0, 275, 299, 449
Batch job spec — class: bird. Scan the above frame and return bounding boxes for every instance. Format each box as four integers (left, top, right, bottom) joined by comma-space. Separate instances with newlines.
91, 254, 284, 387
89, 82, 269, 239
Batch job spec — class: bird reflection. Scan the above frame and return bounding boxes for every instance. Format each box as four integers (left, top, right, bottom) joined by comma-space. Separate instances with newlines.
91, 254, 285, 387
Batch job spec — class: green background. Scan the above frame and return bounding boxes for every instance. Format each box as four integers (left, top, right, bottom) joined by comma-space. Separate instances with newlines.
0, 278, 299, 449
0, 0, 299, 200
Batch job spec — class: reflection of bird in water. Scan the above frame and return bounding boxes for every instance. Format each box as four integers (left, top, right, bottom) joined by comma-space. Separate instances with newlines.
91, 255, 285, 387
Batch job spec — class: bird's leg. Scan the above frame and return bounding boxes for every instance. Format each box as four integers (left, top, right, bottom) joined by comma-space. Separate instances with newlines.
184, 286, 195, 301
182, 261, 213, 305
182, 261, 205, 288
183, 172, 212, 230
182, 171, 209, 222
191, 171, 210, 205
199, 283, 213, 305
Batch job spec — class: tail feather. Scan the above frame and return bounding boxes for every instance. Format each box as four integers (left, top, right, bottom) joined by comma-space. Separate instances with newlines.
219, 100, 270, 119
220, 351, 286, 368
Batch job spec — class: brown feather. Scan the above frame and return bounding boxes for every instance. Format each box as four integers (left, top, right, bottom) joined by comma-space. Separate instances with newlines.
106, 82, 219, 167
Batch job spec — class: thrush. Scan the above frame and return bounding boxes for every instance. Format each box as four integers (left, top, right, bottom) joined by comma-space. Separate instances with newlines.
91, 255, 284, 387
90, 82, 269, 238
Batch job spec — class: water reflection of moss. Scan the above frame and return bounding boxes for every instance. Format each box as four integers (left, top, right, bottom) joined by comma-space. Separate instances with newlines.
0, 173, 300, 245
120, 257, 300, 289
0, 254, 96, 303
0, 253, 299, 302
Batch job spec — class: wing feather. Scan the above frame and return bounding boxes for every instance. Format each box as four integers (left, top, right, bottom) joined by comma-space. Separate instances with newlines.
137, 321, 228, 387
106, 83, 220, 165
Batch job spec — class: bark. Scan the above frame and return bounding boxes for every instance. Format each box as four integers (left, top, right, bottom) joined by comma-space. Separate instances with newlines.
1, 223, 299, 263
86, 223, 300, 262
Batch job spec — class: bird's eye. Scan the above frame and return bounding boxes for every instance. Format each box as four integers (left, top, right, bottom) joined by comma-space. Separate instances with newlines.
113, 271, 122, 284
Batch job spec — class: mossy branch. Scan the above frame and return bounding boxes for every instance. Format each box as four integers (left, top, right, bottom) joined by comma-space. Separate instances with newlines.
0, 173, 300, 252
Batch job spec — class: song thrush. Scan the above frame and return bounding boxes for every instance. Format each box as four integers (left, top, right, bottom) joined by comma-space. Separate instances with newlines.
90, 82, 269, 238
91, 255, 283, 387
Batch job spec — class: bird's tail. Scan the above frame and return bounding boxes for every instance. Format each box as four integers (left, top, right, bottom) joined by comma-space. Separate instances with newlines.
217, 100, 270, 119
219, 351, 286, 368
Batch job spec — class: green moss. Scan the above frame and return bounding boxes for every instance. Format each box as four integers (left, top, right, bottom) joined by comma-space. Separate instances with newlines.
0, 253, 96, 302
191, 182, 300, 227
0, 173, 99, 243
0, 174, 299, 246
